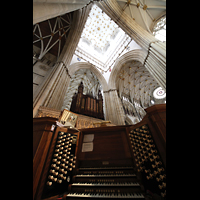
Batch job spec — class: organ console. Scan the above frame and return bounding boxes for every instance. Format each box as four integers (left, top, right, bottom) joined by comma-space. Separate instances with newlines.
33, 104, 166, 200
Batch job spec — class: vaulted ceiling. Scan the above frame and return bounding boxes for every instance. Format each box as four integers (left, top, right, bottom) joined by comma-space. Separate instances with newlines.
116, 60, 159, 107
76, 4, 131, 71
33, 11, 73, 59
59, 2, 165, 111
33, 1, 166, 112
117, 0, 166, 33
33, 0, 166, 60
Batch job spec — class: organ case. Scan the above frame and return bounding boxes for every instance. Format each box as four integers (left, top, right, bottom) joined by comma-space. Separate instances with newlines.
33, 104, 166, 200
33, 117, 80, 200
70, 82, 104, 120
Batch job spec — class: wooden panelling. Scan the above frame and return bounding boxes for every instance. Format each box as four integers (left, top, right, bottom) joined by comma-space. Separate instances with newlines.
33, 104, 166, 199
33, 117, 80, 200
76, 126, 132, 168
33, 117, 57, 200
70, 82, 104, 120
144, 104, 166, 142
129, 104, 166, 168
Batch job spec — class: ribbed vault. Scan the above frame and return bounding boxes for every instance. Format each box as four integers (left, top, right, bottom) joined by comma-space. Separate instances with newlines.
108, 49, 147, 89
117, 0, 166, 33
117, 60, 158, 107
62, 62, 108, 110
108, 49, 159, 108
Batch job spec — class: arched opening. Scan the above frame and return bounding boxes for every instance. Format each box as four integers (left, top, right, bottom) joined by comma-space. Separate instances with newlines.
62, 68, 104, 119
104, 49, 159, 125
115, 59, 160, 124
62, 62, 108, 120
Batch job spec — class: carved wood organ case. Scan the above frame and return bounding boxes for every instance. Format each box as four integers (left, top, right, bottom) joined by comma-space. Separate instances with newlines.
33, 105, 166, 200
70, 82, 104, 120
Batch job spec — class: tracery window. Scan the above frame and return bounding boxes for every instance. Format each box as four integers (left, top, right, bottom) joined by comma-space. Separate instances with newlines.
153, 87, 166, 99
152, 16, 166, 42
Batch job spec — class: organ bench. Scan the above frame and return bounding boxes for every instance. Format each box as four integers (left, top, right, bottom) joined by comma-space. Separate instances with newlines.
33, 104, 166, 200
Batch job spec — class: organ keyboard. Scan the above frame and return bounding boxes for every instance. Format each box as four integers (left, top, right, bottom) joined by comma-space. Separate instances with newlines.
75, 174, 136, 177
66, 166, 145, 199
66, 192, 145, 199
33, 104, 166, 200
71, 182, 140, 186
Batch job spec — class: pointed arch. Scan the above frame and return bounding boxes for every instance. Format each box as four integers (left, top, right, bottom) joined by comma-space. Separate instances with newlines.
68, 62, 109, 92
108, 49, 147, 89
96, 0, 166, 91
62, 62, 109, 119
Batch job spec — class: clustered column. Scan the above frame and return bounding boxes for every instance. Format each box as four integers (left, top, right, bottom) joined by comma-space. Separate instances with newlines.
97, 0, 166, 91
103, 90, 125, 125
33, 4, 92, 117
33, 62, 68, 117
42, 63, 71, 110
144, 41, 166, 92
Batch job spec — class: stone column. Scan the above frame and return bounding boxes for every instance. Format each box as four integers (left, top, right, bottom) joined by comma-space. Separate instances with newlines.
102, 92, 111, 122
33, 62, 70, 117
96, 0, 166, 91
144, 41, 166, 92
42, 62, 70, 109
33, 4, 92, 117
103, 90, 125, 125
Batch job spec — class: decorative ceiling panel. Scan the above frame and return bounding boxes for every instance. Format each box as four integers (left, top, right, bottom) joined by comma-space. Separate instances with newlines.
117, 60, 159, 107
33, 12, 73, 60
117, 0, 166, 34
76, 4, 131, 71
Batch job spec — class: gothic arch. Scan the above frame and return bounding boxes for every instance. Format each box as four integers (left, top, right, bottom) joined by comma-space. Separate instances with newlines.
108, 49, 147, 89
97, 0, 166, 91
68, 62, 109, 92
62, 62, 109, 119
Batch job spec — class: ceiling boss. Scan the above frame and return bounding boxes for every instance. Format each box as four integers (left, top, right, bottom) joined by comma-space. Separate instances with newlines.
80, 5, 120, 53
